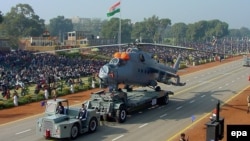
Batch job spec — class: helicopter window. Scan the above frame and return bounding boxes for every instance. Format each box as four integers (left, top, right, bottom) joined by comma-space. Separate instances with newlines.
126, 48, 138, 53
126, 48, 132, 53
139, 54, 145, 62
109, 58, 120, 65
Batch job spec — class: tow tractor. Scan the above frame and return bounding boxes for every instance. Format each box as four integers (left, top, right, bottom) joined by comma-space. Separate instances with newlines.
36, 98, 100, 140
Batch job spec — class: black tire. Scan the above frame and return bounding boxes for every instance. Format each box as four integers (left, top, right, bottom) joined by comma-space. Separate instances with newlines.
88, 117, 98, 133
70, 124, 79, 140
159, 95, 169, 105
116, 107, 127, 123
155, 86, 161, 91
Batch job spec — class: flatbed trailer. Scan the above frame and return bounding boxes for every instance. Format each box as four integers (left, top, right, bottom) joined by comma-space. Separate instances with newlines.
86, 87, 174, 123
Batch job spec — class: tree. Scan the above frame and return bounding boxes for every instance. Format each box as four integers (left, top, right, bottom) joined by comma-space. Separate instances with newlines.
48, 16, 73, 41
3, 4, 45, 47
101, 18, 132, 43
170, 23, 187, 44
0, 11, 3, 23
239, 27, 250, 37
131, 15, 171, 43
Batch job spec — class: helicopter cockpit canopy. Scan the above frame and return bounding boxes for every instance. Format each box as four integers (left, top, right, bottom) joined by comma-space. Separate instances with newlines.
126, 47, 139, 53
109, 58, 120, 65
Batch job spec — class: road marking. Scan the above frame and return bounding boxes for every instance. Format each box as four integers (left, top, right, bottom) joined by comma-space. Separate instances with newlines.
16, 129, 31, 135
160, 114, 168, 118
139, 123, 148, 128
174, 67, 243, 96
167, 85, 250, 141
201, 95, 205, 98
112, 135, 124, 141
189, 100, 195, 103
176, 106, 182, 110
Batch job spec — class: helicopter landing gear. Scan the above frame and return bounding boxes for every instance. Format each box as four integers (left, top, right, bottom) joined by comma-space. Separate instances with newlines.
124, 85, 133, 92
155, 86, 161, 91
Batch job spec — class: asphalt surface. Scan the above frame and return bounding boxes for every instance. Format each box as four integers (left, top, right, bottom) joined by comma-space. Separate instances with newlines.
0, 59, 248, 141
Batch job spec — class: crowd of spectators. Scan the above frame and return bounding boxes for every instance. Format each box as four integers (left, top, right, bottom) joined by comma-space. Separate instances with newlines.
0, 50, 108, 99
0, 39, 249, 100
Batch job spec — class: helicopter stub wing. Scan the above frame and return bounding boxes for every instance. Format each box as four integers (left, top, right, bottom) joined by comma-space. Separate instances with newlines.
149, 66, 186, 86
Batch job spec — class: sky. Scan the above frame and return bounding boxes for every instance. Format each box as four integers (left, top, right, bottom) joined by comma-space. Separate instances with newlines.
1, 0, 250, 29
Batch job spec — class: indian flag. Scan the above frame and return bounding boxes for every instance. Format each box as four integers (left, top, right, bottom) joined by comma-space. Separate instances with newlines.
107, 1, 120, 17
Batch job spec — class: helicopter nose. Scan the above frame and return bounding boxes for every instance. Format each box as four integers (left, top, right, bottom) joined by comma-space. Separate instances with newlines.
98, 65, 109, 79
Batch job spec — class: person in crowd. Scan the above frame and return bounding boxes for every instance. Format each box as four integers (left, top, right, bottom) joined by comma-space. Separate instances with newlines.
44, 88, 49, 99
13, 92, 18, 106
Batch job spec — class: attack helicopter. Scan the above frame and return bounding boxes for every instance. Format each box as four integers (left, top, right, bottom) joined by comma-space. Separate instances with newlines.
32, 41, 225, 92
98, 43, 187, 91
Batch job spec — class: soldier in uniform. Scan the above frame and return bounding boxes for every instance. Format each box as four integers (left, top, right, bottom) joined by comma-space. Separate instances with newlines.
56, 102, 64, 114
78, 103, 87, 120
247, 95, 250, 113
179, 133, 189, 141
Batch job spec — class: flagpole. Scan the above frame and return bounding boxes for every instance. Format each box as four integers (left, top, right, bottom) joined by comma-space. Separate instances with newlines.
118, 0, 122, 52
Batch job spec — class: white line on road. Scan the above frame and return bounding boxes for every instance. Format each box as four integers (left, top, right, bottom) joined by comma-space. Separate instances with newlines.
160, 114, 167, 118
16, 129, 31, 135
139, 123, 148, 128
189, 100, 195, 103
201, 95, 205, 98
112, 135, 124, 141
176, 106, 182, 110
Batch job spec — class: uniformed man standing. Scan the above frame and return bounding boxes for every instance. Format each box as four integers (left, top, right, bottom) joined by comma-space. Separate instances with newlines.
247, 95, 250, 113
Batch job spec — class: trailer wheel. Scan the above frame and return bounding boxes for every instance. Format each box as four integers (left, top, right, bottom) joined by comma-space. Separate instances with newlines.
88, 117, 98, 133
70, 124, 79, 140
116, 107, 127, 123
155, 86, 161, 91
162, 95, 169, 105
159, 95, 169, 105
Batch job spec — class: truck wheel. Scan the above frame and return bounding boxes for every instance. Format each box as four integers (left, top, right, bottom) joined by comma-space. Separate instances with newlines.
116, 108, 127, 123
70, 124, 79, 140
88, 117, 98, 133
